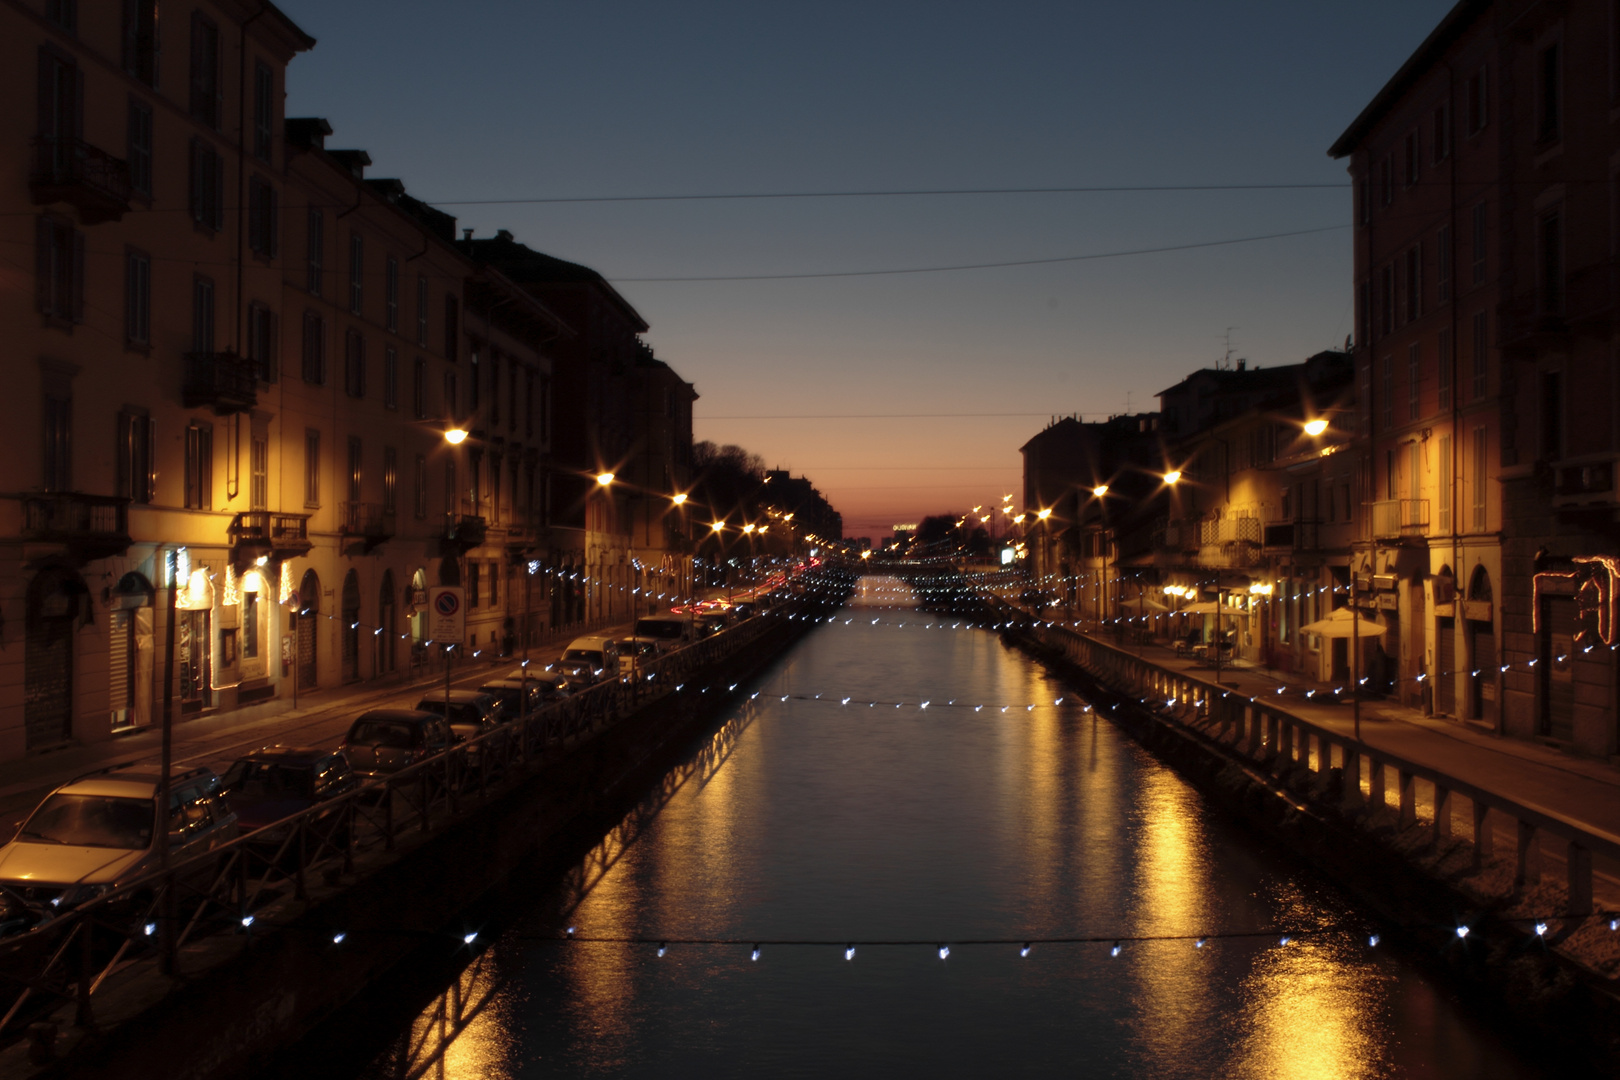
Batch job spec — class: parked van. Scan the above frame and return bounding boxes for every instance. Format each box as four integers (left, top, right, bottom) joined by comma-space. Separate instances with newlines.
634, 615, 694, 653
558, 635, 619, 685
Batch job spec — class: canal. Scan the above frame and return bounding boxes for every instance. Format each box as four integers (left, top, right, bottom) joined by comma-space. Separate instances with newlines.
322, 576, 1543, 1078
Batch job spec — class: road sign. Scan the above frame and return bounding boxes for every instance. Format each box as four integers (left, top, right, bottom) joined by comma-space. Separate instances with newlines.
426, 586, 465, 643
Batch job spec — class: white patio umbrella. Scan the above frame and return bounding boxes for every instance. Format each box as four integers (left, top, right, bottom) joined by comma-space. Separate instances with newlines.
1182, 600, 1241, 617
1119, 595, 1169, 613
1299, 608, 1387, 638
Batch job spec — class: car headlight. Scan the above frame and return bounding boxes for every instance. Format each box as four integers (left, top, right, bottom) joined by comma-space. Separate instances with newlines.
58, 883, 115, 907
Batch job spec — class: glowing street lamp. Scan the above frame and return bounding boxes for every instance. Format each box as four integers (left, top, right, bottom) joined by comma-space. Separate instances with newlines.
444, 428, 469, 445
1163, 470, 1182, 485
1303, 418, 1329, 437
596, 472, 615, 486
1093, 484, 1109, 497
672, 492, 688, 505
1036, 508, 1053, 520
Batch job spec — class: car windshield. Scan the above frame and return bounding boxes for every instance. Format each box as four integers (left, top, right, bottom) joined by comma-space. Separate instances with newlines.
21, 793, 153, 849
223, 761, 314, 799
563, 650, 602, 664
635, 620, 684, 639
347, 720, 419, 748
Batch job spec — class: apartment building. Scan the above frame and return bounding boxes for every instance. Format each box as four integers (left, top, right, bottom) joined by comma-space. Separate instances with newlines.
1331, 0, 1620, 751
0, 0, 313, 756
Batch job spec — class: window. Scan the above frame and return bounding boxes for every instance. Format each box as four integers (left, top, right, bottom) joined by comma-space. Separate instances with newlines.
1538, 204, 1564, 314
1437, 225, 1451, 302
117, 410, 155, 504
121, 0, 158, 86
1408, 343, 1421, 421
1466, 67, 1487, 134
508, 364, 518, 433
127, 98, 152, 196
125, 248, 150, 346
1471, 202, 1486, 285
250, 434, 267, 509
1541, 371, 1563, 461
1378, 264, 1394, 337
1403, 130, 1419, 187
385, 256, 398, 333
1378, 156, 1393, 206
413, 453, 427, 519
1431, 103, 1449, 163
1437, 435, 1452, 534
36, 216, 83, 325
1471, 312, 1488, 400
301, 311, 325, 384
1356, 280, 1370, 349
43, 392, 70, 493
538, 375, 549, 442
37, 44, 79, 160
188, 138, 224, 231
252, 62, 273, 162
383, 347, 398, 409
383, 446, 398, 515
444, 459, 457, 518
468, 563, 481, 608
1537, 42, 1561, 144
413, 357, 426, 419
489, 560, 498, 606
344, 329, 366, 398
1437, 328, 1452, 411
469, 350, 481, 410
185, 422, 212, 510
349, 233, 364, 315
192, 275, 214, 354
347, 436, 363, 507
247, 303, 276, 381
1404, 244, 1421, 322
1385, 449, 1397, 500
524, 370, 534, 437
444, 295, 459, 362
304, 429, 321, 507
491, 354, 501, 426
444, 371, 457, 420
1356, 173, 1368, 226
416, 275, 428, 346
306, 209, 324, 295
189, 12, 221, 127
248, 175, 279, 256
1472, 426, 1487, 529
1381, 355, 1394, 431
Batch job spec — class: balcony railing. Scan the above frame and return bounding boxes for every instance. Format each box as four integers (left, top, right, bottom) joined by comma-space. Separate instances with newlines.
1199, 516, 1261, 546
21, 493, 131, 561
183, 352, 258, 414
444, 511, 487, 549
1154, 516, 1202, 554
1368, 499, 1428, 539
228, 512, 313, 562
340, 502, 395, 552
29, 136, 131, 223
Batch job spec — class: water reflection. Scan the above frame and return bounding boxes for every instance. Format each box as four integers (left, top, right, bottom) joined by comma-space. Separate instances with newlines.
354, 575, 1542, 1079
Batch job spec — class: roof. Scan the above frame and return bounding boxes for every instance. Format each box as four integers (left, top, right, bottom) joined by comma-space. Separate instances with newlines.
1328, 0, 1490, 158
462, 232, 650, 332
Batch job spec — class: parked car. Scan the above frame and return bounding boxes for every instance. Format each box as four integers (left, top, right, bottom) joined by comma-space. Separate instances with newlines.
0, 765, 236, 911
558, 636, 619, 685
634, 615, 694, 653
340, 710, 457, 780
480, 675, 567, 719
414, 690, 503, 727
617, 637, 660, 676
695, 611, 731, 637
731, 601, 759, 620
221, 747, 358, 847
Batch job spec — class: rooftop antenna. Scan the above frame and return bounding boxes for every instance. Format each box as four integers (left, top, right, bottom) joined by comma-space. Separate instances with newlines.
1124, 390, 1132, 414
1218, 327, 1238, 370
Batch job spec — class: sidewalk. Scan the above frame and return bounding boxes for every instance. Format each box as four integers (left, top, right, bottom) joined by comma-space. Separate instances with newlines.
1101, 631, 1620, 840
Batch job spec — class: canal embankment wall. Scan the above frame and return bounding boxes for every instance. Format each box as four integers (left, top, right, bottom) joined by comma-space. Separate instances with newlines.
996, 614, 1620, 1075
3, 595, 843, 1080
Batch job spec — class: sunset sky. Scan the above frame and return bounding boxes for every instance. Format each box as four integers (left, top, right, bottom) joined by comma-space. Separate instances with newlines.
278, 0, 1453, 542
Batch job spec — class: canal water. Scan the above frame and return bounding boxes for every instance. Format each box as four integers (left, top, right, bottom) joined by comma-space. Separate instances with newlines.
349, 576, 1543, 1079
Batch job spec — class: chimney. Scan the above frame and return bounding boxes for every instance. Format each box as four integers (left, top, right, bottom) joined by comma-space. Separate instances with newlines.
1236, 358, 1247, 371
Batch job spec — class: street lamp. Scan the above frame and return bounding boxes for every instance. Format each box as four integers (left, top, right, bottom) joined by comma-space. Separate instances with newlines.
1303, 418, 1329, 437
1163, 470, 1181, 485
444, 427, 469, 445
596, 472, 615, 486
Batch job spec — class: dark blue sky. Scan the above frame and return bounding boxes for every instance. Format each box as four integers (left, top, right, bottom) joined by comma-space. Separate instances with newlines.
279, 0, 1453, 539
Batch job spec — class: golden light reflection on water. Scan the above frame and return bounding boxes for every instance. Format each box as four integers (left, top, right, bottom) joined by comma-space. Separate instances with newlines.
1231, 938, 1383, 1080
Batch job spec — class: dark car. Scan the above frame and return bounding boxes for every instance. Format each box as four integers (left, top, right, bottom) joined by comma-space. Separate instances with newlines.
340, 710, 457, 779
731, 601, 759, 620
479, 676, 565, 720
415, 691, 503, 727
221, 746, 358, 847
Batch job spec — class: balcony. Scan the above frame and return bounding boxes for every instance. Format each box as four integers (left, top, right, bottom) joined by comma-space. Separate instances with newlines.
1368, 499, 1428, 540
183, 352, 257, 415
1498, 264, 1615, 350
340, 502, 395, 552
443, 512, 487, 551
21, 493, 131, 562
1153, 516, 1202, 556
1199, 516, 1260, 546
228, 512, 313, 566
29, 137, 131, 224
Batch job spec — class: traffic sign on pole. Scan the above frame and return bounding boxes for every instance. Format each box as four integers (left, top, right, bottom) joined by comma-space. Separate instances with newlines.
427, 586, 466, 643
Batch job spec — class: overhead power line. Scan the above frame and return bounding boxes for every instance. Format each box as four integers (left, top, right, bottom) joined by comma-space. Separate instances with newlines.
612, 224, 1347, 282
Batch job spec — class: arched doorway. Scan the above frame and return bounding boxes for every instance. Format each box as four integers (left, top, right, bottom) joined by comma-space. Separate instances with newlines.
409, 568, 427, 651
176, 563, 214, 714
378, 570, 396, 676
108, 572, 154, 731
25, 566, 84, 748
1435, 565, 1456, 717
1468, 567, 1496, 723
238, 568, 272, 685
341, 570, 361, 683
297, 568, 320, 690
